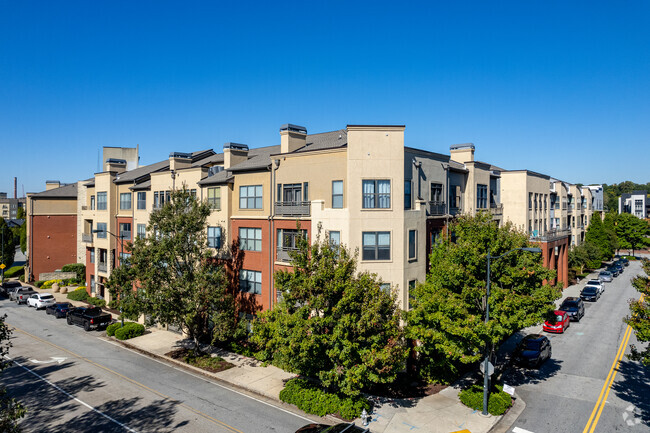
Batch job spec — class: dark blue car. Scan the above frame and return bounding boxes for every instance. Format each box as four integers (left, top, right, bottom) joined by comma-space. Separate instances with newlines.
45, 302, 74, 318
513, 334, 552, 368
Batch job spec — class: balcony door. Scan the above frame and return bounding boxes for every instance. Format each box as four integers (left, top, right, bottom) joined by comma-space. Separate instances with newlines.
283, 183, 302, 204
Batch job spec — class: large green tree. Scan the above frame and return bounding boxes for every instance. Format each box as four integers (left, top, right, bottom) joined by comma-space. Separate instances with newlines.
251, 228, 408, 397
615, 213, 649, 256
407, 213, 562, 383
625, 259, 650, 366
0, 219, 16, 274
584, 213, 615, 261
106, 187, 235, 349
0, 314, 26, 432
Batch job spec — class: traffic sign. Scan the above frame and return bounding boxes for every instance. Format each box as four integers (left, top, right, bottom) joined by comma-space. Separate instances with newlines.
479, 361, 494, 376
0, 264, 5, 270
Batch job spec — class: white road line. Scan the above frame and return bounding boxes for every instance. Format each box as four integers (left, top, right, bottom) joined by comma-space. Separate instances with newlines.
4, 355, 138, 433
513, 427, 535, 433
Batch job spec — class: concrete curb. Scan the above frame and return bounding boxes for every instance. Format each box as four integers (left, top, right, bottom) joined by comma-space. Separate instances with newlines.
488, 392, 526, 433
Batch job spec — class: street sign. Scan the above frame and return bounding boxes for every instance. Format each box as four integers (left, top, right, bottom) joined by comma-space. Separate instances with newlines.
503, 383, 515, 395
479, 361, 494, 376
0, 264, 5, 270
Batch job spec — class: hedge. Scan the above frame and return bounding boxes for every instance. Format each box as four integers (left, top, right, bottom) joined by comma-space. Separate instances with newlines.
106, 322, 121, 337
67, 288, 90, 301
62, 263, 86, 282
114, 322, 146, 340
459, 384, 512, 416
279, 378, 371, 420
3, 266, 24, 279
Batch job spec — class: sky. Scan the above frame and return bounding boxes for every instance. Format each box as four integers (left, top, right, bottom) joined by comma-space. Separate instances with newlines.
1, 0, 649, 196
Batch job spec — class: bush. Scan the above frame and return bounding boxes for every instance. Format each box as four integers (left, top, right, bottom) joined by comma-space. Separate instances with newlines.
4, 266, 24, 279
114, 322, 146, 340
279, 378, 371, 420
62, 263, 86, 282
35, 280, 45, 288
459, 384, 512, 416
67, 288, 90, 302
87, 297, 106, 308
42, 279, 64, 289
106, 322, 121, 337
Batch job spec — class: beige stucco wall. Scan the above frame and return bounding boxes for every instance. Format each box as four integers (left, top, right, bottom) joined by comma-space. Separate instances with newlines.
231, 170, 272, 219
501, 171, 550, 234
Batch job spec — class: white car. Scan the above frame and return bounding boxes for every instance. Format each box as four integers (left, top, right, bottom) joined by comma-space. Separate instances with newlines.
585, 279, 604, 295
27, 293, 56, 309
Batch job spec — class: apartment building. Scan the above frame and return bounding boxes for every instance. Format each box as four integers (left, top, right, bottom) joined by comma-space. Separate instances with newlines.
0, 193, 25, 220
619, 191, 648, 219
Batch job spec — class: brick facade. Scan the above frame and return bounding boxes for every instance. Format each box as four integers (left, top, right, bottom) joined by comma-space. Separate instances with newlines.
29, 215, 77, 282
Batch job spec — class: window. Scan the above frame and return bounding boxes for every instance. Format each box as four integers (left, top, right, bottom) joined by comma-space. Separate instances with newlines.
119, 252, 132, 264
119, 193, 132, 210
431, 183, 443, 203
239, 227, 262, 251
208, 226, 222, 248
96, 223, 107, 238
90, 195, 95, 210
97, 192, 107, 210
280, 183, 304, 203
89, 248, 95, 264
362, 231, 390, 260
408, 229, 417, 260
137, 192, 146, 210
153, 192, 160, 209
277, 229, 307, 251
362, 180, 391, 209
332, 181, 343, 208
207, 187, 221, 210
119, 223, 131, 240
329, 231, 340, 247
404, 180, 412, 210
380, 283, 391, 293
240, 270, 262, 295
635, 199, 643, 214
477, 184, 488, 209
240, 185, 263, 209
137, 224, 146, 239
529, 193, 533, 210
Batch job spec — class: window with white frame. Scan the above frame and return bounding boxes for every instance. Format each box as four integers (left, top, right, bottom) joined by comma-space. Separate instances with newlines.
97, 192, 107, 210
207, 187, 221, 210
137, 224, 146, 239
207, 226, 222, 248
332, 180, 343, 209
240, 185, 263, 209
329, 231, 340, 247
239, 270, 262, 294
362, 231, 390, 260
362, 180, 391, 209
477, 184, 488, 209
239, 227, 262, 251
137, 192, 146, 210
120, 193, 132, 210
90, 195, 95, 210
89, 248, 95, 264
119, 223, 131, 240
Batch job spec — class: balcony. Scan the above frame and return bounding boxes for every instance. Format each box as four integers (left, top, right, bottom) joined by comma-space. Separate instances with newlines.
489, 203, 503, 216
98, 263, 107, 272
428, 201, 446, 216
275, 201, 311, 217
530, 228, 571, 242
450, 206, 463, 216
82, 233, 93, 243
277, 247, 298, 263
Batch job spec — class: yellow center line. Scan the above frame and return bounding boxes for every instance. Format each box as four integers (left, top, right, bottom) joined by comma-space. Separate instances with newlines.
9, 324, 243, 433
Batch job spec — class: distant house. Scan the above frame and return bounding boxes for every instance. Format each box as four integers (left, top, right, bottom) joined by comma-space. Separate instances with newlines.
618, 190, 648, 219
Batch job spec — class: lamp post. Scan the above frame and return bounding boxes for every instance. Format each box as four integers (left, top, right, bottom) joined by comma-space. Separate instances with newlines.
1, 225, 5, 282
92, 228, 125, 327
483, 246, 541, 415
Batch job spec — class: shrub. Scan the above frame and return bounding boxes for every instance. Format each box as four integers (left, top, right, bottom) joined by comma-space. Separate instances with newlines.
42, 279, 65, 289
4, 266, 24, 279
87, 297, 106, 308
62, 263, 86, 282
35, 280, 45, 288
114, 322, 145, 340
106, 322, 121, 337
459, 384, 512, 416
279, 378, 371, 420
67, 288, 90, 302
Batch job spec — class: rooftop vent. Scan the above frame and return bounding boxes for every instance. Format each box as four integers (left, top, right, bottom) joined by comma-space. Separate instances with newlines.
105, 158, 127, 165
449, 143, 475, 151
223, 142, 249, 151
280, 124, 307, 134
168, 152, 192, 159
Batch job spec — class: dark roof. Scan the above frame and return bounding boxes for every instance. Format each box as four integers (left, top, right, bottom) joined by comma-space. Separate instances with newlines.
229, 145, 280, 172
197, 170, 234, 186
114, 160, 169, 184
30, 183, 78, 199
448, 160, 468, 172
293, 129, 348, 153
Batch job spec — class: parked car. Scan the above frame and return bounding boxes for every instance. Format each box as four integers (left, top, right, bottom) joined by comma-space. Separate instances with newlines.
45, 302, 75, 318
598, 271, 613, 283
617, 258, 629, 267
1, 280, 22, 297
606, 266, 620, 277
13, 288, 37, 304
295, 423, 370, 433
513, 334, 552, 368
580, 286, 600, 302
585, 280, 604, 295
543, 310, 571, 333
67, 306, 112, 331
559, 297, 585, 321
27, 293, 56, 310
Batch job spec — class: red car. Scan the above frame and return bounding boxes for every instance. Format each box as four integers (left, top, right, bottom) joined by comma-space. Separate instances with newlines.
543, 310, 570, 333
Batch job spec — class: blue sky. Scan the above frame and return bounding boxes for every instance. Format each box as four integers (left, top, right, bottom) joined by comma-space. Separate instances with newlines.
1, 0, 649, 196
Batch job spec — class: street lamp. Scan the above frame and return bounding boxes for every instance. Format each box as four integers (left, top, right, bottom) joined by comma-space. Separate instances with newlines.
92, 228, 126, 327
483, 246, 541, 415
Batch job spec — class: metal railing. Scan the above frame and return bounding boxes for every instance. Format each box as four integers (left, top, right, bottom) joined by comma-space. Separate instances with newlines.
530, 228, 571, 242
277, 247, 298, 263
274, 201, 311, 217
428, 201, 446, 216
489, 203, 503, 216
98, 263, 107, 272
450, 206, 463, 216
82, 233, 93, 243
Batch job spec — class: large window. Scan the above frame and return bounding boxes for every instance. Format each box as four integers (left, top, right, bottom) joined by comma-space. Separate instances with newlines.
408, 229, 417, 261
207, 187, 221, 210
329, 231, 340, 247
277, 229, 307, 251
404, 180, 412, 210
362, 180, 391, 209
477, 184, 488, 209
362, 231, 390, 261
137, 192, 146, 210
119, 223, 131, 241
89, 248, 95, 264
239, 270, 262, 295
96, 222, 107, 238
239, 227, 262, 251
97, 192, 107, 210
431, 183, 443, 203
208, 226, 222, 248
240, 185, 263, 209
332, 181, 343, 209
90, 195, 95, 210
120, 193, 132, 210
137, 224, 146, 239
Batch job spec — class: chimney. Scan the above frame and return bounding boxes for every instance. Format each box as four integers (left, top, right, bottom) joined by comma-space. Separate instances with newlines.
105, 158, 127, 173
45, 180, 60, 191
223, 143, 249, 169
449, 143, 475, 163
14, 177, 17, 198
280, 124, 307, 154
169, 152, 192, 171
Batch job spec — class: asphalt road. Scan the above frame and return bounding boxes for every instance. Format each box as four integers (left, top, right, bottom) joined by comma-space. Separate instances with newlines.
505, 259, 650, 433
0, 299, 313, 433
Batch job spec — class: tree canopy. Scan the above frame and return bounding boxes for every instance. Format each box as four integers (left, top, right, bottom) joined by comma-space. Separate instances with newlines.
0, 220, 16, 272
251, 227, 407, 397
614, 213, 649, 255
407, 213, 562, 383
0, 314, 26, 432
584, 213, 616, 261
625, 258, 650, 366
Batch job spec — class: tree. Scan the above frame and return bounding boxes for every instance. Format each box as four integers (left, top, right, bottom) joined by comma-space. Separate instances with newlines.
0, 220, 16, 273
615, 213, 650, 256
0, 314, 26, 431
584, 214, 614, 261
106, 187, 235, 349
251, 227, 408, 397
625, 259, 650, 366
407, 213, 562, 383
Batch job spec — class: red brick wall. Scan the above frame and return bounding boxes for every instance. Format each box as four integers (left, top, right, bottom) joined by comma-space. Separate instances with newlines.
30, 215, 77, 281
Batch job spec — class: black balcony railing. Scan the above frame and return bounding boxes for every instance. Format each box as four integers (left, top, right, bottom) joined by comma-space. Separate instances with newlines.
530, 228, 571, 242
450, 206, 463, 216
274, 201, 310, 217
428, 201, 446, 216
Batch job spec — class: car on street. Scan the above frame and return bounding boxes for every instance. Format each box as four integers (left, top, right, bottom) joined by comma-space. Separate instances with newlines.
12, 287, 37, 304
543, 310, 571, 333
585, 280, 604, 295
559, 297, 585, 321
616, 257, 629, 267
606, 265, 620, 277
580, 286, 600, 302
513, 334, 552, 368
295, 423, 370, 433
45, 302, 75, 318
1, 280, 22, 297
612, 262, 624, 273
67, 306, 112, 331
27, 293, 56, 309
598, 271, 613, 283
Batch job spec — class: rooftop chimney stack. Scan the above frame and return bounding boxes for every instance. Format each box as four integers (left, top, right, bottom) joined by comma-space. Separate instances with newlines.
169, 152, 192, 172
45, 180, 60, 191
14, 177, 17, 198
280, 124, 307, 154
223, 143, 249, 169
449, 143, 475, 163
105, 158, 127, 173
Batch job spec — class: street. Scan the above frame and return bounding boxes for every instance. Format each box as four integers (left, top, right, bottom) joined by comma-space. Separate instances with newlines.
1, 299, 312, 433
505, 259, 650, 433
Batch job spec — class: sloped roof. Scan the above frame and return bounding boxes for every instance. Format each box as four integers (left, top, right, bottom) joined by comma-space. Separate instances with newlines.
30, 183, 78, 199
197, 170, 233, 186
229, 145, 280, 172
293, 129, 348, 153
